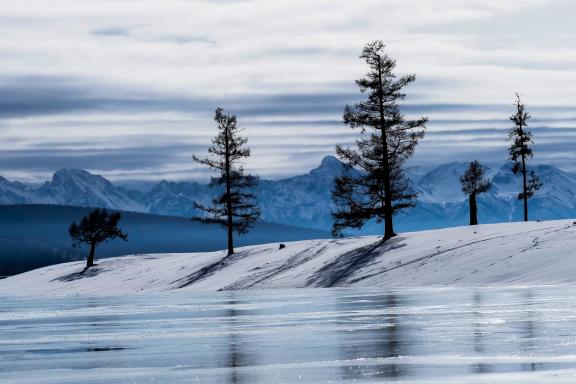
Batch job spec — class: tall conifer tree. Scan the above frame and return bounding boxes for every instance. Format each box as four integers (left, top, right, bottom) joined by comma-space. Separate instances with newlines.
193, 108, 260, 255
508, 94, 541, 221
332, 40, 427, 239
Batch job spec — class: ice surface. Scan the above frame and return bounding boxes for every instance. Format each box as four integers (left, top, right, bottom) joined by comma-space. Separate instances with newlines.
1, 287, 576, 383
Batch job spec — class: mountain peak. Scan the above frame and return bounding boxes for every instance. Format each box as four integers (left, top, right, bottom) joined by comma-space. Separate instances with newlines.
35, 168, 146, 212
1, 160, 576, 233
52, 168, 97, 181
304, 156, 344, 179
319, 155, 341, 168
314, 155, 345, 173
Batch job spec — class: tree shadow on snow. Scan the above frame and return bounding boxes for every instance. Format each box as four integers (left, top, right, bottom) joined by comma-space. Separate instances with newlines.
52, 265, 106, 282
175, 250, 251, 288
307, 237, 406, 287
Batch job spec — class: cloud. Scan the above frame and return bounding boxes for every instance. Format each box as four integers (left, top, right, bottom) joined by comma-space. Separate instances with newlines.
0, 0, 575, 181
0, 144, 202, 171
0, 75, 352, 118
0, 75, 215, 118
91, 27, 131, 37
1, 73, 576, 180
152, 35, 215, 45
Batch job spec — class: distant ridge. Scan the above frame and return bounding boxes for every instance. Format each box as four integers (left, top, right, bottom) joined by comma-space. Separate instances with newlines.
1, 157, 576, 233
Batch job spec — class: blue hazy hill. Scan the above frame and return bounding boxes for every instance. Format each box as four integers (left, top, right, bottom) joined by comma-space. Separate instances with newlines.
0, 205, 330, 276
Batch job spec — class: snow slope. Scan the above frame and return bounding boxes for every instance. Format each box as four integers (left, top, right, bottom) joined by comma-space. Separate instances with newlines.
0, 204, 331, 276
1, 219, 576, 296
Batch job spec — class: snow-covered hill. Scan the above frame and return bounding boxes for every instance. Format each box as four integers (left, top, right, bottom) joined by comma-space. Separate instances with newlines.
0, 204, 331, 276
2, 220, 575, 296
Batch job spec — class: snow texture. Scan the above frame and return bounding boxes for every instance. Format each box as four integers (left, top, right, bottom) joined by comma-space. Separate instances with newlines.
2, 219, 576, 296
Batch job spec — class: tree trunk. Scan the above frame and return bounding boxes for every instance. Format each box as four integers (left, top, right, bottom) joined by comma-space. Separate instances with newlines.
377, 61, 395, 241
382, 163, 395, 240
469, 193, 478, 226
86, 242, 96, 269
224, 126, 234, 256
521, 153, 528, 222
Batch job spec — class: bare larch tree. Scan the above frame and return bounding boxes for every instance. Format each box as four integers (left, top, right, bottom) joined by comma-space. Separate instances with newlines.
508, 93, 542, 221
332, 40, 427, 240
192, 108, 260, 256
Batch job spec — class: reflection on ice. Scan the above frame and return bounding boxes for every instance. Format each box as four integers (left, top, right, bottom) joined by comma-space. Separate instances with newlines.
1, 287, 576, 383
337, 293, 409, 380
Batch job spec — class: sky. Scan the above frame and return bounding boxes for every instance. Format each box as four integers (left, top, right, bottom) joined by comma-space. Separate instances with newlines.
1, 0, 576, 183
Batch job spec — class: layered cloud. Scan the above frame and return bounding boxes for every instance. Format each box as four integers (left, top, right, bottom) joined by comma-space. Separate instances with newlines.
0, 0, 575, 182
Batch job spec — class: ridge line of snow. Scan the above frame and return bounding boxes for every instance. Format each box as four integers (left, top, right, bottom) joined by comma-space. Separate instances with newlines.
1, 220, 576, 296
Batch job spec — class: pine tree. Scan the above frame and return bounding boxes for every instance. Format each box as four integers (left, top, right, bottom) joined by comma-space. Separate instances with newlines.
460, 160, 491, 225
192, 108, 260, 256
332, 40, 427, 239
69, 208, 128, 272
508, 93, 542, 221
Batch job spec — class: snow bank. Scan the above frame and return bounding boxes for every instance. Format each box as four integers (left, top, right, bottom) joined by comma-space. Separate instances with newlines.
1, 219, 576, 296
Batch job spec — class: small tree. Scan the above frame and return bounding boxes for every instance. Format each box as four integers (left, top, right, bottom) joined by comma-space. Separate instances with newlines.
332, 40, 427, 239
508, 93, 542, 221
460, 160, 491, 225
192, 108, 260, 256
69, 208, 128, 271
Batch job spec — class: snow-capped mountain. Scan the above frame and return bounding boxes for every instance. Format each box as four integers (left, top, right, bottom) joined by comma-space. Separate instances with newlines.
1, 157, 576, 233
36, 169, 146, 212
416, 162, 472, 203
256, 156, 352, 230
0, 176, 37, 204
403, 162, 576, 230
137, 179, 209, 218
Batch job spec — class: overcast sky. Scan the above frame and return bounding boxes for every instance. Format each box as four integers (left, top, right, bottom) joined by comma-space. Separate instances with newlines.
1, 0, 576, 183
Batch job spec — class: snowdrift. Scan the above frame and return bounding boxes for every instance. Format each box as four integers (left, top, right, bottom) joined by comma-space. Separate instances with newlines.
1, 220, 576, 296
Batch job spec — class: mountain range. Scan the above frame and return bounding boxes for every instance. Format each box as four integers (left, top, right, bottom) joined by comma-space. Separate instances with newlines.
1, 156, 576, 234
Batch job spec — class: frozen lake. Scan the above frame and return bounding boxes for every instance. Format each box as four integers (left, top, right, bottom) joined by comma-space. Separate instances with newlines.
1, 287, 576, 383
